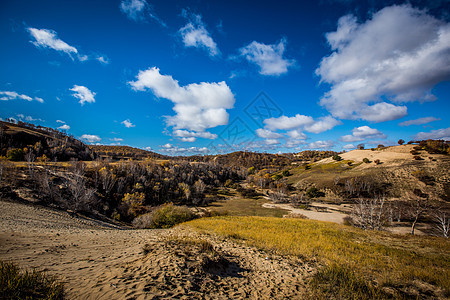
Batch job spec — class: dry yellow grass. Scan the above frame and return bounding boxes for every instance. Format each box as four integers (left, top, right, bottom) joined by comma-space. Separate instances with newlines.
186, 216, 450, 298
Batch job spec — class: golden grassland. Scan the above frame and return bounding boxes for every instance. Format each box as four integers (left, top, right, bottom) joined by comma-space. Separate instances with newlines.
186, 216, 450, 298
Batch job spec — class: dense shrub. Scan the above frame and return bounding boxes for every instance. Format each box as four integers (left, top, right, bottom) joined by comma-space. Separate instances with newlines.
362, 158, 370, 163
332, 155, 342, 161
306, 187, 325, 198
0, 260, 64, 299
282, 170, 290, 177
132, 203, 196, 228
6, 148, 24, 161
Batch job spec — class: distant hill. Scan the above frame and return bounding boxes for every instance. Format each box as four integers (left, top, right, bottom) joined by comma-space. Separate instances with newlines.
89, 145, 167, 161
286, 144, 450, 202
0, 120, 94, 161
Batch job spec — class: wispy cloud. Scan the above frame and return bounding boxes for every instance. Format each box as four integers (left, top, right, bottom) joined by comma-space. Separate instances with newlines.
308, 140, 334, 149
0, 90, 44, 103
264, 114, 340, 133
70, 85, 96, 105
129, 67, 235, 141
239, 38, 295, 76
316, 5, 450, 122
399, 116, 440, 126
414, 127, 450, 140
120, 0, 166, 26
179, 10, 220, 57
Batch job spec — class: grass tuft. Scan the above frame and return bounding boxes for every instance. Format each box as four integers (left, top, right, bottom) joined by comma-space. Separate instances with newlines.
0, 260, 64, 299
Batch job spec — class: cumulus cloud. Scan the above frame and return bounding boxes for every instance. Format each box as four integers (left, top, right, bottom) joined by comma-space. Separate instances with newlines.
129, 67, 235, 140
239, 38, 295, 76
159, 143, 209, 154
0, 91, 44, 103
70, 85, 95, 105
264, 114, 340, 133
179, 11, 219, 57
173, 129, 217, 142
341, 126, 386, 142
308, 140, 334, 149
120, 0, 166, 26
80, 134, 101, 143
121, 119, 135, 128
58, 124, 70, 130
343, 144, 356, 150
264, 114, 314, 131
286, 129, 307, 140
399, 116, 440, 126
316, 5, 450, 122
414, 127, 450, 140
255, 128, 283, 139
304, 116, 342, 134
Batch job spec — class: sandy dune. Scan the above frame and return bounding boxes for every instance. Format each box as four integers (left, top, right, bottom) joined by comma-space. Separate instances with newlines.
0, 199, 311, 299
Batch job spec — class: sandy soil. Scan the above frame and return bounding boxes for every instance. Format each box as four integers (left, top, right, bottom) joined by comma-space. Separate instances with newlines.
263, 202, 349, 224
0, 199, 311, 299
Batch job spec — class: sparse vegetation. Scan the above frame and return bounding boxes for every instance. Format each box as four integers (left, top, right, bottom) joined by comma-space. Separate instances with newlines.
363, 157, 370, 163
0, 260, 64, 299
187, 216, 450, 299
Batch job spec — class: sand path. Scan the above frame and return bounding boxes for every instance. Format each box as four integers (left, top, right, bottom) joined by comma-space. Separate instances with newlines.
0, 199, 311, 299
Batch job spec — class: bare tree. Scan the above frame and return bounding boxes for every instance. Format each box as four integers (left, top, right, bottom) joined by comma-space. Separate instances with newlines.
433, 210, 449, 238
351, 196, 388, 230
66, 161, 96, 212
407, 197, 430, 235
25, 150, 36, 178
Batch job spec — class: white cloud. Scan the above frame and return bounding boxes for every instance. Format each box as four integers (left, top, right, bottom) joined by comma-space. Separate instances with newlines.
96, 55, 110, 65
56, 120, 65, 123
120, 0, 166, 26
341, 126, 386, 142
15, 114, 44, 122
144, 146, 152, 151
121, 119, 135, 128
264, 114, 314, 131
179, 11, 219, 57
414, 127, 450, 140
239, 38, 295, 76
399, 116, 440, 126
265, 139, 280, 145
80, 134, 101, 143
255, 128, 283, 139
0, 91, 43, 103
70, 85, 95, 105
308, 140, 334, 149
316, 5, 450, 122
343, 144, 356, 150
286, 129, 307, 140
28, 27, 79, 59
129, 67, 235, 139
173, 129, 217, 142
58, 124, 70, 130
159, 143, 209, 154
263, 114, 340, 134
304, 116, 342, 134
110, 138, 124, 142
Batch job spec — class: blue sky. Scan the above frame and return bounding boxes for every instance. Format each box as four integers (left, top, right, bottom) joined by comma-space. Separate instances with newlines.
1, 0, 449, 155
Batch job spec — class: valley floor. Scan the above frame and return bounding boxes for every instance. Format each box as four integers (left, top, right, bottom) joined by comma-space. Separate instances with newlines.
0, 199, 311, 299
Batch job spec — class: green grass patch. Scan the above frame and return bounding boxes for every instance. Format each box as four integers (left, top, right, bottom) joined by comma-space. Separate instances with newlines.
0, 260, 64, 299
207, 197, 286, 217
186, 216, 450, 299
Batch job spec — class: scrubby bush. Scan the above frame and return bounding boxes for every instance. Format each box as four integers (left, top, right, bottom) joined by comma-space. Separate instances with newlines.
374, 159, 381, 165
332, 155, 342, 161
0, 260, 64, 299
271, 174, 283, 181
306, 187, 325, 198
6, 148, 24, 161
282, 170, 290, 177
362, 158, 370, 163
132, 203, 196, 229
398, 139, 405, 145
